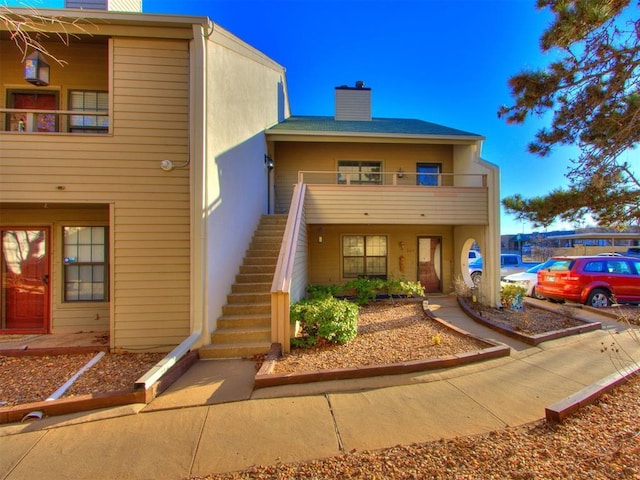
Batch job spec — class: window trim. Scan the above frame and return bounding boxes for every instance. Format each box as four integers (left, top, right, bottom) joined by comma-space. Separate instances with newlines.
62, 225, 109, 303
68, 90, 109, 133
337, 160, 383, 185
342, 234, 388, 279
416, 162, 442, 186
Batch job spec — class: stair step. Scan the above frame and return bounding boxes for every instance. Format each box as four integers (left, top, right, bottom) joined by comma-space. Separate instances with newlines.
231, 283, 271, 294
236, 273, 274, 283
239, 264, 276, 275
249, 241, 282, 251
259, 215, 287, 223
223, 303, 270, 315
211, 326, 271, 344
199, 341, 272, 359
227, 292, 271, 304
243, 257, 278, 266
245, 249, 280, 258
217, 313, 271, 329
253, 230, 286, 237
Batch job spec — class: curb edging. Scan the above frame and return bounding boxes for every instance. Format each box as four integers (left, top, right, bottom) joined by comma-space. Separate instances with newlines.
457, 296, 602, 345
254, 302, 510, 389
0, 350, 198, 425
545, 365, 640, 423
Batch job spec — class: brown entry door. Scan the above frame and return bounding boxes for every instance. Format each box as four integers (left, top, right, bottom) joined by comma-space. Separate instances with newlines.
418, 237, 442, 293
1, 229, 49, 333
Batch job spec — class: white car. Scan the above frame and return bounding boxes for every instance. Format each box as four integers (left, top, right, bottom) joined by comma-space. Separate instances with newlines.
500, 260, 553, 299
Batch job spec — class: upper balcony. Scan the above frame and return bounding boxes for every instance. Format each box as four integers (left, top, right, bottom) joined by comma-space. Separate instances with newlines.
1, 36, 110, 136
298, 170, 489, 225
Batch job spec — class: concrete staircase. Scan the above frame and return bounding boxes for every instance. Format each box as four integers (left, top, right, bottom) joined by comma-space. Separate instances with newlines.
199, 214, 287, 359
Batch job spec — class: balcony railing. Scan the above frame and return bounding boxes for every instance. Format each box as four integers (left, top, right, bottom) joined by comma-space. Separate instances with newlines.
1, 108, 109, 134
297, 170, 489, 225
297, 170, 487, 187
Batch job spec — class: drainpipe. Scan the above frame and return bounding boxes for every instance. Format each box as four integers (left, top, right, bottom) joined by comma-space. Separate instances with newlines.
136, 21, 209, 389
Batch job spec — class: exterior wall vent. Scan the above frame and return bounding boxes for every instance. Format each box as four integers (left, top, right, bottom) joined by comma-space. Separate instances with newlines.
335, 81, 371, 121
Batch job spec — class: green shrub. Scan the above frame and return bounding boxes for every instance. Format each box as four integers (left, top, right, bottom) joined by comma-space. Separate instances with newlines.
306, 284, 340, 300
398, 280, 425, 297
290, 297, 359, 347
344, 277, 385, 305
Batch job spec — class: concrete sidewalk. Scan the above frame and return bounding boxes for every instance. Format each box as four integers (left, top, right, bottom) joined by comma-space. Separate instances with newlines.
1, 296, 638, 480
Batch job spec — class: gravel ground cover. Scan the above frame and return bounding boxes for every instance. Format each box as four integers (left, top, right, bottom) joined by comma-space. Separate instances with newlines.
273, 300, 488, 375
0, 352, 165, 407
190, 375, 640, 479
217, 299, 638, 479
469, 302, 586, 335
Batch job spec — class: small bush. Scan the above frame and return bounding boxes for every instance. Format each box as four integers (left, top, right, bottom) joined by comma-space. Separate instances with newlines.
399, 280, 425, 297
344, 278, 385, 305
306, 284, 340, 300
290, 297, 359, 347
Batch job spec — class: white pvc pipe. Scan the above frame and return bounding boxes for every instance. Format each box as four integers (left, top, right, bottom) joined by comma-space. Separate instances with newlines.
46, 351, 106, 401
134, 332, 200, 390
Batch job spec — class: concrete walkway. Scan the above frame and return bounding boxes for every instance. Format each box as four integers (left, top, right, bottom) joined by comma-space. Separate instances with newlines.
1, 296, 638, 480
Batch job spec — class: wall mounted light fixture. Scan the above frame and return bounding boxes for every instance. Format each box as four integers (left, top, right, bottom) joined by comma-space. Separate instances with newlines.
264, 154, 274, 170
24, 51, 50, 87
160, 159, 190, 172
397, 168, 404, 178
160, 159, 175, 171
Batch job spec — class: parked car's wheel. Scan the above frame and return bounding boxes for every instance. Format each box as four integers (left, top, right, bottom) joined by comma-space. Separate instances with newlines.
586, 288, 612, 307
532, 287, 545, 300
471, 271, 482, 286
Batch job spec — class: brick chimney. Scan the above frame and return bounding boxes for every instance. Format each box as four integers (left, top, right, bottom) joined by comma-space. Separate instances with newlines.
335, 81, 371, 121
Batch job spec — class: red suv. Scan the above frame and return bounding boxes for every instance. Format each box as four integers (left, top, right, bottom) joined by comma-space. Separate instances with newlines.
537, 256, 640, 307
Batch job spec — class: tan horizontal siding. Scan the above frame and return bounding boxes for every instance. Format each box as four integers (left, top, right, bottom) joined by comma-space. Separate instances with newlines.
305, 186, 488, 225
116, 88, 189, 99
0, 36, 192, 351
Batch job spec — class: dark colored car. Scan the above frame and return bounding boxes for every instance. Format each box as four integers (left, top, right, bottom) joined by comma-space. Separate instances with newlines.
536, 256, 640, 307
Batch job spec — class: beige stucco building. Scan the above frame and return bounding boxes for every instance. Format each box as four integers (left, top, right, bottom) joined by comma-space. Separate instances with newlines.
0, 9, 501, 361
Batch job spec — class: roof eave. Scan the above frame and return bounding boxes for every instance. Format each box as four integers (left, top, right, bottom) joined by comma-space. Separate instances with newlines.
4, 7, 209, 28
266, 129, 485, 143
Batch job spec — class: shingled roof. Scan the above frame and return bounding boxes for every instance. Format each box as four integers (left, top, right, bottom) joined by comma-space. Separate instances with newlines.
267, 115, 483, 140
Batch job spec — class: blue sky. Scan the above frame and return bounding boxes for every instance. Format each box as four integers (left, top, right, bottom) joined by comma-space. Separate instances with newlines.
155, 1, 587, 234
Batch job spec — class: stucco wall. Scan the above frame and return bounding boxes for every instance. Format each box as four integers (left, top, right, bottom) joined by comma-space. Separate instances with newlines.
204, 26, 289, 333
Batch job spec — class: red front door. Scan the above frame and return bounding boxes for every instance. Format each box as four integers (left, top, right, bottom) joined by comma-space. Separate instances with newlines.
418, 236, 442, 293
1, 228, 50, 333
